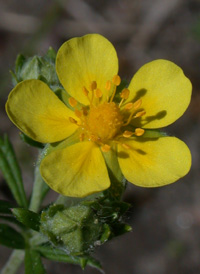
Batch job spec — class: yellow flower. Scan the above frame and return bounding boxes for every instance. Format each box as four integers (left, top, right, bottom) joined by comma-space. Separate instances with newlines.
6, 34, 192, 197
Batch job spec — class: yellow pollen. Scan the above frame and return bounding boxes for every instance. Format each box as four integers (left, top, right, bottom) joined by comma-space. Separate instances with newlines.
134, 128, 145, 136
124, 102, 133, 110
68, 97, 77, 107
95, 88, 103, 98
120, 88, 130, 99
134, 110, 146, 118
105, 80, 112, 91
85, 102, 123, 142
123, 130, 134, 138
112, 75, 121, 86
90, 81, 97, 91
75, 109, 82, 118
101, 144, 111, 152
133, 99, 142, 110
69, 117, 77, 124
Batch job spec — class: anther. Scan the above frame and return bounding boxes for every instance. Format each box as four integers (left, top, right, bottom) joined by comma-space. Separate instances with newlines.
90, 81, 97, 91
112, 75, 121, 86
134, 110, 146, 118
68, 97, 77, 107
75, 109, 82, 118
123, 130, 134, 138
101, 144, 111, 152
134, 128, 145, 136
120, 88, 130, 99
69, 117, 78, 124
95, 88, 103, 98
133, 99, 142, 110
82, 107, 88, 116
105, 80, 112, 91
124, 102, 133, 110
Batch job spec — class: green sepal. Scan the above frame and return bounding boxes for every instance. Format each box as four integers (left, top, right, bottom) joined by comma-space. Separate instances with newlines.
34, 244, 102, 271
12, 208, 41, 231
44, 47, 56, 63
40, 203, 103, 255
25, 249, 46, 274
20, 133, 44, 149
0, 135, 28, 208
11, 49, 60, 91
0, 223, 25, 249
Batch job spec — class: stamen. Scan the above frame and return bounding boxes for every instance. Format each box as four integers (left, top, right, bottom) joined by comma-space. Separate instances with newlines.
69, 117, 78, 124
134, 110, 146, 118
123, 130, 134, 138
101, 144, 111, 152
124, 102, 133, 110
68, 97, 77, 107
112, 75, 121, 86
105, 80, 112, 91
133, 99, 142, 110
75, 109, 82, 118
134, 128, 145, 136
119, 88, 130, 108
90, 81, 97, 91
110, 75, 121, 103
120, 88, 130, 99
95, 88, 103, 98
82, 86, 89, 97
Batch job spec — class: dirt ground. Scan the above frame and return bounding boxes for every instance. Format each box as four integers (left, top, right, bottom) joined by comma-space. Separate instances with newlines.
0, 0, 200, 273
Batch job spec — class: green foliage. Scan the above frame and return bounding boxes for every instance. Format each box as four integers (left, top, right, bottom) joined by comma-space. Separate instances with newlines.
35, 245, 102, 271
0, 224, 25, 249
40, 197, 131, 256
25, 249, 46, 274
10, 48, 60, 91
12, 208, 41, 232
0, 135, 28, 208
0, 200, 14, 214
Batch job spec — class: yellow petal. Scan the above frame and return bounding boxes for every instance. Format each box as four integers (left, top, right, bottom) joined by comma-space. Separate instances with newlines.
6, 80, 77, 143
56, 34, 118, 105
40, 141, 110, 197
127, 59, 192, 128
117, 136, 191, 187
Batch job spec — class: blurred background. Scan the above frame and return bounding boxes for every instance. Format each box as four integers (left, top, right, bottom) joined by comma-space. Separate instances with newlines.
0, 0, 200, 273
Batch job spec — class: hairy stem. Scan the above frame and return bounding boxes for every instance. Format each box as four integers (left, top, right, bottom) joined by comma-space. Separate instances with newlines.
29, 165, 49, 213
1, 250, 24, 274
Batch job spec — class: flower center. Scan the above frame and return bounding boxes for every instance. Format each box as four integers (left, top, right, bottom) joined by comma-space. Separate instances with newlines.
86, 102, 123, 142
68, 75, 146, 152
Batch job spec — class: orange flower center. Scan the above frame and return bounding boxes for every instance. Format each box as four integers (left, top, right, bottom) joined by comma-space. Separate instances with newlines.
86, 102, 123, 142
68, 75, 146, 152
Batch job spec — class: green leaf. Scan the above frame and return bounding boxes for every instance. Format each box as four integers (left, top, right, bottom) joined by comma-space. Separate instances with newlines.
12, 208, 40, 231
35, 245, 103, 271
25, 249, 46, 274
0, 224, 25, 249
0, 215, 24, 227
0, 200, 14, 214
0, 135, 28, 208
